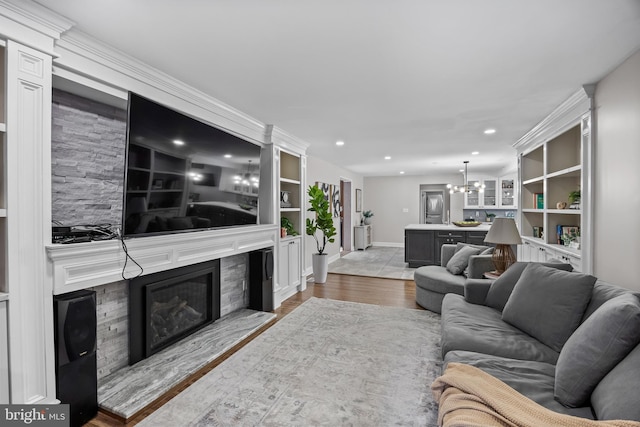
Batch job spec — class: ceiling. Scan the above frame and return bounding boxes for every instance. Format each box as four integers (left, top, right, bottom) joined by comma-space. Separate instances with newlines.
34, 0, 640, 177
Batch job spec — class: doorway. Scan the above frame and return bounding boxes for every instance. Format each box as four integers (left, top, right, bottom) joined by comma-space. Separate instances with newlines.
340, 179, 352, 252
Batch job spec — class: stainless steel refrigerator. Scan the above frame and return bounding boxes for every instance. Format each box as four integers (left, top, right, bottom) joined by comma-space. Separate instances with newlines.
423, 191, 444, 224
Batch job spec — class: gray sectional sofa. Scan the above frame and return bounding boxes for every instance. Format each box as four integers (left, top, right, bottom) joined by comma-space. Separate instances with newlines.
414, 243, 495, 313
440, 262, 640, 422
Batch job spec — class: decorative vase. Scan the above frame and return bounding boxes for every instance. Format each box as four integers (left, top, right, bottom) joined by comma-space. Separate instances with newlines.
556, 202, 567, 209
312, 253, 329, 284
364, 217, 371, 225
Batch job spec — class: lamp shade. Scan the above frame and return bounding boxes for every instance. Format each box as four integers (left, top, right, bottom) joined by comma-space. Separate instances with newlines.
484, 217, 523, 245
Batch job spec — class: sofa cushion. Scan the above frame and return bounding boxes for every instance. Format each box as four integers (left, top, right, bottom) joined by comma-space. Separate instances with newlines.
443, 350, 594, 419
485, 262, 573, 311
502, 263, 596, 352
582, 280, 640, 321
591, 342, 640, 421
441, 293, 559, 364
555, 293, 640, 408
446, 245, 483, 275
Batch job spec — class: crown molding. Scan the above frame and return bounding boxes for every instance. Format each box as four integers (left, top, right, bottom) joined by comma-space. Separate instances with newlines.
265, 124, 309, 155
0, 0, 73, 55
53, 29, 267, 144
513, 85, 595, 152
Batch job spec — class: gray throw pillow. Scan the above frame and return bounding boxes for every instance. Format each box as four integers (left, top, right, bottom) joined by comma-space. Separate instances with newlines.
485, 262, 573, 311
455, 242, 490, 253
446, 246, 483, 275
555, 294, 640, 407
502, 263, 596, 352
591, 342, 640, 421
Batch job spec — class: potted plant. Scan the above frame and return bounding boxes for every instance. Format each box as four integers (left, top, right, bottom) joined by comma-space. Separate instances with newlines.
484, 211, 496, 222
280, 216, 298, 237
306, 184, 337, 283
362, 210, 374, 225
568, 189, 581, 209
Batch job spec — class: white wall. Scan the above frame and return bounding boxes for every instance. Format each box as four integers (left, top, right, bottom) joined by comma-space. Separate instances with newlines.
363, 174, 464, 245
593, 48, 640, 290
304, 155, 364, 272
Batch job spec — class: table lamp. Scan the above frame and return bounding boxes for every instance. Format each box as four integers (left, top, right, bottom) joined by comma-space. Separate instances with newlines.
484, 217, 523, 274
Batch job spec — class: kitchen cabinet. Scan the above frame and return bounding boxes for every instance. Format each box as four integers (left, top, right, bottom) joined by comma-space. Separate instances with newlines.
405, 230, 435, 267
404, 227, 489, 268
514, 86, 594, 273
354, 225, 372, 250
499, 176, 517, 208
464, 178, 498, 208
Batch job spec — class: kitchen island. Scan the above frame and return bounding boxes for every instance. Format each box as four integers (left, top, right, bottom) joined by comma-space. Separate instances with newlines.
404, 223, 492, 267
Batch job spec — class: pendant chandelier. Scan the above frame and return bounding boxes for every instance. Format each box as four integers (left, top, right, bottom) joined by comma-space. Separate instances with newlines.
447, 161, 485, 194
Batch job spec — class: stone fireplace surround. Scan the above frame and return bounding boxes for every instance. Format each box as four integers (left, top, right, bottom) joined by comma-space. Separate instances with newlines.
46, 87, 279, 381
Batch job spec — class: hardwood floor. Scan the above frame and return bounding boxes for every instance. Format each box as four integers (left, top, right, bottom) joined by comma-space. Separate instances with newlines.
86, 273, 421, 426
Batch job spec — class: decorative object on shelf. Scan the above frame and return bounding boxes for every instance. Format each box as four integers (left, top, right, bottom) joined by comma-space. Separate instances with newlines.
280, 216, 298, 236
306, 185, 337, 284
556, 201, 567, 209
484, 218, 523, 274
447, 161, 485, 194
533, 192, 544, 209
568, 189, 581, 209
561, 226, 580, 248
362, 210, 374, 225
452, 221, 480, 227
280, 190, 291, 208
355, 188, 362, 212
532, 226, 543, 239
484, 211, 496, 222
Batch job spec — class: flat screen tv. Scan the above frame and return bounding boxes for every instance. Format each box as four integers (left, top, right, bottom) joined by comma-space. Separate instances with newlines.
123, 92, 263, 237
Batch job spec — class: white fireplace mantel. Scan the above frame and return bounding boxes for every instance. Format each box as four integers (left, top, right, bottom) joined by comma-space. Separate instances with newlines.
46, 225, 279, 295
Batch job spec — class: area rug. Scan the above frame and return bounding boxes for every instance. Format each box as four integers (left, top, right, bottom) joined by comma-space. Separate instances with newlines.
328, 246, 416, 280
138, 297, 442, 426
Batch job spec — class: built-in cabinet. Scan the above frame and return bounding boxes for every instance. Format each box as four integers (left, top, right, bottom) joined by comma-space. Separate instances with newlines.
514, 86, 594, 273
464, 175, 517, 209
354, 225, 372, 250
266, 126, 308, 308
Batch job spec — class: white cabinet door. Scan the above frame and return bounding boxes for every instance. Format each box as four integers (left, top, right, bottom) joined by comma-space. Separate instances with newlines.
279, 237, 301, 291
499, 176, 517, 208
464, 178, 497, 208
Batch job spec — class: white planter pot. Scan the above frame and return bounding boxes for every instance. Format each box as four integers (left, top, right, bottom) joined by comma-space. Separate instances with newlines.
312, 253, 329, 284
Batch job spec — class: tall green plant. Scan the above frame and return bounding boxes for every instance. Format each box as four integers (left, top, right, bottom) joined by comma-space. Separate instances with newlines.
306, 185, 336, 255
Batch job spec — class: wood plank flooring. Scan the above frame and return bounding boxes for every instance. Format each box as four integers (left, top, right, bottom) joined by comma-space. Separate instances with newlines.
86, 273, 421, 426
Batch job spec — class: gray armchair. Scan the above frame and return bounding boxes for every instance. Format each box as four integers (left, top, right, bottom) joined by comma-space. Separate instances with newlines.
414, 244, 494, 313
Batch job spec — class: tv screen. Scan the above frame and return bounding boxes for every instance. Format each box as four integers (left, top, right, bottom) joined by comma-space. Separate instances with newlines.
123, 92, 262, 237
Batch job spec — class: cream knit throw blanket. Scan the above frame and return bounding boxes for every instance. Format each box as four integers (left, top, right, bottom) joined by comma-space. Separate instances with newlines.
431, 363, 640, 427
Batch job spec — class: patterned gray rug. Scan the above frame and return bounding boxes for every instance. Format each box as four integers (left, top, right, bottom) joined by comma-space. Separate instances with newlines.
329, 246, 416, 280
138, 297, 442, 426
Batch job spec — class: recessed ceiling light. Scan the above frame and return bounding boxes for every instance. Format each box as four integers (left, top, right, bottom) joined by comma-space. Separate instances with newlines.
484, 129, 496, 135
336, 140, 345, 146
224, 154, 232, 158
472, 151, 480, 155
173, 139, 185, 146
459, 169, 465, 172
399, 171, 405, 174
384, 156, 391, 160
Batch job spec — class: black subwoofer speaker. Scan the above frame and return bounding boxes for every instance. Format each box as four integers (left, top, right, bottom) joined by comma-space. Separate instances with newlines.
249, 247, 274, 312
54, 290, 98, 427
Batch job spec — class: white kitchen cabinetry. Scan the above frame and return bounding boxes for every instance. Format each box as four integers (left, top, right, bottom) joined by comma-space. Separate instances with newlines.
464, 178, 497, 208
498, 175, 517, 208
514, 86, 594, 273
354, 225, 372, 250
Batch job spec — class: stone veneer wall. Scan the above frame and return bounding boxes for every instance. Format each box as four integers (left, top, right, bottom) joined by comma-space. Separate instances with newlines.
51, 90, 252, 380
51, 89, 126, 226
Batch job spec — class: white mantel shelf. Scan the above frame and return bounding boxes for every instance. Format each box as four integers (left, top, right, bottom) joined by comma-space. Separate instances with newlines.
47, 225, 279, 295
